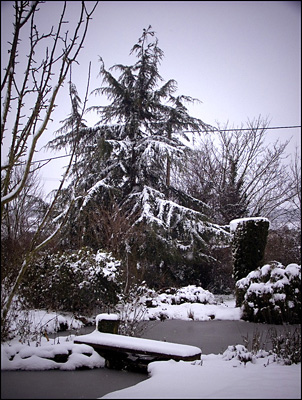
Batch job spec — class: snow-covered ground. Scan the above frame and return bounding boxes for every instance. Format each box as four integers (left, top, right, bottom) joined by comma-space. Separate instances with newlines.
2, 291, 301, 399
143, 291, 241, 322
101, 354, 300, 399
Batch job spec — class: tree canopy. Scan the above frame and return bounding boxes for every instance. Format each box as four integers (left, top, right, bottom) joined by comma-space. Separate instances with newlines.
49, 26, 229, 289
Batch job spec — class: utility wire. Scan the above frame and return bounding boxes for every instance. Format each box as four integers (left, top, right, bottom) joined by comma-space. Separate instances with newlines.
15, 124, 302, 166
207, 125, 301, 132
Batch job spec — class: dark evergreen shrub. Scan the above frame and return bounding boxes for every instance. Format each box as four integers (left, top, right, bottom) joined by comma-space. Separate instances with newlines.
236, 261, 301, 324
231, 217, 269, 291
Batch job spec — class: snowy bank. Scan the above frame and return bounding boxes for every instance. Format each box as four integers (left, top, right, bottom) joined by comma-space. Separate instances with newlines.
100, 354, 301, 399
1, 296, 300, 400
1, 337, 105, 371
144, 293, 242, 321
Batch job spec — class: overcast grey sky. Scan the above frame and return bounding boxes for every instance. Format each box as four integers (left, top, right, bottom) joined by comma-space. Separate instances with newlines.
1, 1, 301, 195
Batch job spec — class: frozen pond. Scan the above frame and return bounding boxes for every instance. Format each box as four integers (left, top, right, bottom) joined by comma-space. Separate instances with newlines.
1, 368, 147, 399
141, 319, 300, 354
1, 320, 300, 399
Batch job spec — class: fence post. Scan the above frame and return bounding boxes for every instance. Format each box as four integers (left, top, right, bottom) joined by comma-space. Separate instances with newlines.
96, 313, 120, 334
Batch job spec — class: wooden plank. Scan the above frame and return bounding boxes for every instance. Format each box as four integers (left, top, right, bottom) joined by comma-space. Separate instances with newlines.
74, 340, 201, 361
74, 331, 201, 363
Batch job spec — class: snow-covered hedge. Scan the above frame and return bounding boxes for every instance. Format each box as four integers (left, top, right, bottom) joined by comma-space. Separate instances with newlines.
235, 261, 301, 324
20, 248, 121, 314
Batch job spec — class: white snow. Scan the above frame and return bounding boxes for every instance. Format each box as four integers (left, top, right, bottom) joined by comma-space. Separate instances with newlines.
100, 355, 300, 399
101, 356, 300, 399
230, 217, 270, 232
96, 313, 120, 323
1, 295, 301, 399
5, 309, 84, 337
144, 299, 242, 321
236, 262, 300, 310
1, 337, 105, 371
74, 330, 201, 358
81, 179, 112, 209
141, 288, 241, 322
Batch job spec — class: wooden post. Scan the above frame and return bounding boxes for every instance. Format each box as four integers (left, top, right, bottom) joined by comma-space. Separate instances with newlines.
96, 313, 120, 334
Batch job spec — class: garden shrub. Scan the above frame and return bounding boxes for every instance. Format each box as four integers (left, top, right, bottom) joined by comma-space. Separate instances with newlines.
235, 261, 301, 324
20, 247, 121, 315
269, 326, 301, 364
144, 285, 216, 307
230, 217, 269, 286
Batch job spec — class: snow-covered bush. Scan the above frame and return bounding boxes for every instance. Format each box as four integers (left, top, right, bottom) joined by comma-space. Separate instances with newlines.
236, 261, 301, 324
20, 247, 121, 315
223, 326, 301, 366
145, 285, 216, 307
231, 217, 269, 285
222, 344, 259, 364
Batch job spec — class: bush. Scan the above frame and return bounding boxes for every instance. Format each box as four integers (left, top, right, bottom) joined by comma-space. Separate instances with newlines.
144, 285, 216, 307
269, 326, 301, 364
20, 247, 121, 315
231, 217, 269, 283
222, 327, 301, 366
236, 261, 301, 324
116, 282, 150, 337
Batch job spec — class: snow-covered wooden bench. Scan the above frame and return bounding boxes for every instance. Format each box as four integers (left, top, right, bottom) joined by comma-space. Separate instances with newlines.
74, 330, 202, 372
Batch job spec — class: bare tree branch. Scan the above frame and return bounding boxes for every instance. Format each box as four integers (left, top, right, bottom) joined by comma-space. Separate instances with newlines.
1, 0, 98, 326
173, 116, 295, 226
1, 1, 98, 210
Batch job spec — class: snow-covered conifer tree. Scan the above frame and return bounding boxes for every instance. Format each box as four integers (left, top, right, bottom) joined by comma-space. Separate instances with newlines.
51, 26, 230, 289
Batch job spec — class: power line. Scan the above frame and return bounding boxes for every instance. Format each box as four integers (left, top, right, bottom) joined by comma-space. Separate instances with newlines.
24, 124, 301, 165
211, 125, 301, 132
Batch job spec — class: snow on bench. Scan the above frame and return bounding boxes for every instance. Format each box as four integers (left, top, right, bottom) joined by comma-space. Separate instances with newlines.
74, 330, 202, 366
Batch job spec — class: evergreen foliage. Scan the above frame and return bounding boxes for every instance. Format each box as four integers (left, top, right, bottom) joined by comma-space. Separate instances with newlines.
218, 159, 248, 223
231, 218, 269, 294
49, 26, 230, 289
236, 261, 301, 324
